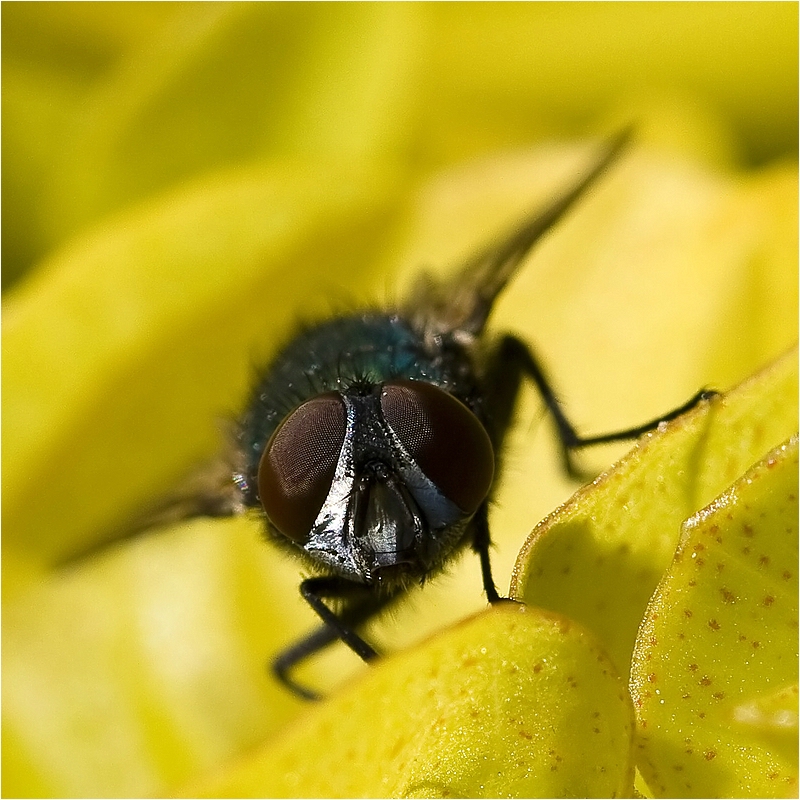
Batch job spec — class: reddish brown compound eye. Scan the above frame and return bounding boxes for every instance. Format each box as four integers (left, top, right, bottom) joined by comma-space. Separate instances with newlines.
380, 380, 494, 513
258, 393, 346, 544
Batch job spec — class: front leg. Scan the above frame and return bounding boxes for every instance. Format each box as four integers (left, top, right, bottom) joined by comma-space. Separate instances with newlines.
272, 576, 392, 700
471, 502, 501, 603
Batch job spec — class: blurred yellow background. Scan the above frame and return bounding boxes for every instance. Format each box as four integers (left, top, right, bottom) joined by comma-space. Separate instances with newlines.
3, 2, 797, 289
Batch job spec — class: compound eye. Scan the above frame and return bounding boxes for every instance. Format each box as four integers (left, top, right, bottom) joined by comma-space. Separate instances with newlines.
258, 393, 346, 543
380, 380, 494, 513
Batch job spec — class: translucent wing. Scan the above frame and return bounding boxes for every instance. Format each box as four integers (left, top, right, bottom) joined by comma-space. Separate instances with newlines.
58, 436, 245, 567
406, 128, 633, 340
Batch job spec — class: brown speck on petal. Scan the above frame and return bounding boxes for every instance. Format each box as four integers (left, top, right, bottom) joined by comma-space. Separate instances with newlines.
720, 588, 736, 603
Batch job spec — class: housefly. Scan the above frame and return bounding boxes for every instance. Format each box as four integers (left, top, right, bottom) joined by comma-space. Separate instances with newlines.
136, 131, 712, 699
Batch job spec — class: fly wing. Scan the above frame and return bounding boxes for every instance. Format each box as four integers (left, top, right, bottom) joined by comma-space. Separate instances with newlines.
406, 129, 633, 341
125, 444, 247, 531
58, 438, 246, 568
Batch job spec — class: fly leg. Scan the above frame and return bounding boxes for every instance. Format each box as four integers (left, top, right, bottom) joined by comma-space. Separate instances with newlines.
473, 333, 714, 603
470, 332, 541, 604
273, 576, 393, 700
471, 504, 501, 603
494, 334, 716, 478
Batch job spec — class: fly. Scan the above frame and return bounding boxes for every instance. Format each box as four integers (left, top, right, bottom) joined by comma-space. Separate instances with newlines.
133, 131, 713, 699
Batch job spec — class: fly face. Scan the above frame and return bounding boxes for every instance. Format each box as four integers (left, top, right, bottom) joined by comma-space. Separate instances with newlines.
255, 379, 494, 588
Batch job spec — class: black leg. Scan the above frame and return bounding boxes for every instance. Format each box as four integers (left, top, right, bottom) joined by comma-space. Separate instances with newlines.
558, 388, 718, 447
299, 577, 383, 660
492, 335, 715, 478
273, 623, 342, 701
272, 576, 393, 700
471, 503, 501, 603
471, 333, 541, 605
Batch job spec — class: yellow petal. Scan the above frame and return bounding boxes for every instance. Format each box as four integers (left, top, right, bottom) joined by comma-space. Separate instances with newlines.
631, 436, 798, 797
511, 348, 797, 677
189, 603, 635, 799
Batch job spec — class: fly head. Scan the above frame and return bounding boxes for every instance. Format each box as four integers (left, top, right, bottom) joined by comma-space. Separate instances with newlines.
256, 378, 494, 590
